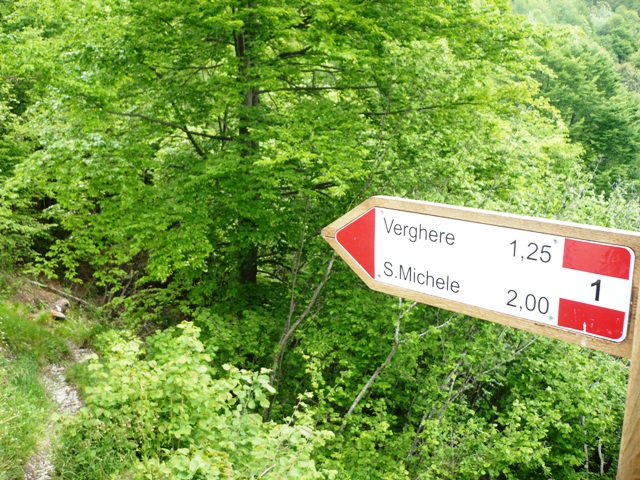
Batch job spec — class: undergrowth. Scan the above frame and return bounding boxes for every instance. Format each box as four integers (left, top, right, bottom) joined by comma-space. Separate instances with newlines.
53, 323, 334, 480
0, 304, 69, 365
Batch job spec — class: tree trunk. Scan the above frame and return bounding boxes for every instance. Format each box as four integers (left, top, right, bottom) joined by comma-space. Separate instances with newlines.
235, 9, 259, 284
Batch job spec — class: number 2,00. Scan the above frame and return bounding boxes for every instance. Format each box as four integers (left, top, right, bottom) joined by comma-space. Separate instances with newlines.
507, 290, 550, 314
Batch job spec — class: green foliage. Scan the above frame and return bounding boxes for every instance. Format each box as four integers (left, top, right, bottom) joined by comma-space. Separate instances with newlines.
0, 302, 54, 479
55, 322, 334, 479
289, 279, 630, 479
410, 338, 626, 480
0, 16, 47, 268
512, 0, 592, 27
0, 0, 581, 305
595, 6, 640, 62
531, 27, 640, 191
0, 0, 636, 478
513, 0, 640, 191
42, 311, 101, 350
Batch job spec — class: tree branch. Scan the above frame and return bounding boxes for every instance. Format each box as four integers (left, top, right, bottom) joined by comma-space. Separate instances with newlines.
278, 254, 335, 352
185, 129, 207, 158
477, 337, 536, 378
104, 110, 234, 141
280, 181, 337, 197
24, 279, 93, 307
264, 252, 336, 420
260, 85, 378, 94
406, 354, 466, 460
363, 101, 481, 117
278, 46, 312, 59
259, 465, 276, 477
339, 299, 416, 433
416, 314, 457, 339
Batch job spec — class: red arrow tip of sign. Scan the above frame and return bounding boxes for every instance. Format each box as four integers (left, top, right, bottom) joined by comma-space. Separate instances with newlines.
336, 209, 376, 278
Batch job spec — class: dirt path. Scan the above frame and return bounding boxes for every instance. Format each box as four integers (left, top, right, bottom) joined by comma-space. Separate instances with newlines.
24, 342, 92, 480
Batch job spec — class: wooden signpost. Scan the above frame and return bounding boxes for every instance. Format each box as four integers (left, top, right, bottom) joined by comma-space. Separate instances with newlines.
322, 196, 640, 479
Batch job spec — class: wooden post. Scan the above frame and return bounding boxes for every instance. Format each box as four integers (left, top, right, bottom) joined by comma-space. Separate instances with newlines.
618, 307, 640, 479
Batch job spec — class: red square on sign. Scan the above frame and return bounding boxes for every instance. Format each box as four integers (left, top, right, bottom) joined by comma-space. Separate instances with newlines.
558, 298, 626, 341
563, 239, 631, 279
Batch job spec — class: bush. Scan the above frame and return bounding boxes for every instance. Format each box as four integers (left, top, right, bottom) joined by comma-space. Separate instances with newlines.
54, 322, 335, 479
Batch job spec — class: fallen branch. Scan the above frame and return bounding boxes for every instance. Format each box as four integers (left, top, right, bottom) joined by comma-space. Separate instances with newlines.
24, 279, 93, 308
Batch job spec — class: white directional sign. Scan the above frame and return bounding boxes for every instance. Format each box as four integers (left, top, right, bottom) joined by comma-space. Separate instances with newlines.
373, 207, 634, 341
323, 196, 640, 358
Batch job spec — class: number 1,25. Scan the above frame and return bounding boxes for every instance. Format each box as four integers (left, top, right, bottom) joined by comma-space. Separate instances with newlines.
510, 240, 551, 263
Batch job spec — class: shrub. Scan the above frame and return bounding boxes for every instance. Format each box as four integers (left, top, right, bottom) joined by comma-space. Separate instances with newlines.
54, 322, 334, 479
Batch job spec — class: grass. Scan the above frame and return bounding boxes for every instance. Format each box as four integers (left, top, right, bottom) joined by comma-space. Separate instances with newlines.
0, 303, 60, 479
0, 267, 108, 479
0, 304, 70, 365
35, 309, 104, 395
0, 273, 107, 478
63, 361, 93, 396
0, 354, 50, 479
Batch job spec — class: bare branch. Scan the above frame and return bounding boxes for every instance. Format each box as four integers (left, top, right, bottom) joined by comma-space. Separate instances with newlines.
406, 354, 466, 460
339, 298, 416, 433
268, 200, 310, 389
406, 331, 535, 463
258, 465, 276, 477
280, 181, 337, 197
286, 200, 309, 334
145, 62, 224, 72
278, 254, 336, 350
24, 279, 93, 307
339, 342, 399, 434
599, 439, 605, 475
358, 75, 412, 198
477, 338, 536, 378
183, 63, 224, 71
416, 314, 457, 339
263, 253, 335, 421
184, 129, 207, 158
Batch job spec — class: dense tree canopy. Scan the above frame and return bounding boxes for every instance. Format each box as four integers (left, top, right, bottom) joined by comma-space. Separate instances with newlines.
514, 0, 640, 191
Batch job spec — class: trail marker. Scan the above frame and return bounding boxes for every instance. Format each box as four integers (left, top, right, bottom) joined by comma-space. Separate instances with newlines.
322, 196, 640, 478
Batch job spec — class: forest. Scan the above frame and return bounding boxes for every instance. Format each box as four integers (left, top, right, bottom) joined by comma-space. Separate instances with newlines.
1, 0, 640, 478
